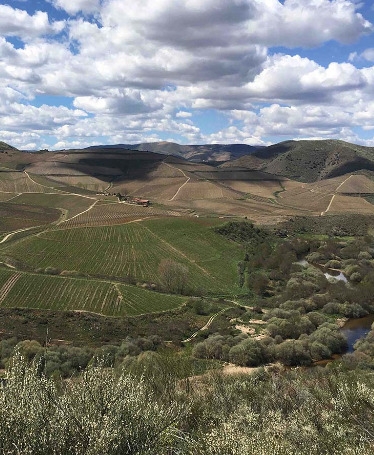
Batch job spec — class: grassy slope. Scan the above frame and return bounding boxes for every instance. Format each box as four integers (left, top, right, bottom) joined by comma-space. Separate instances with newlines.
0, 268, 185, 317
0, 218, 243, 294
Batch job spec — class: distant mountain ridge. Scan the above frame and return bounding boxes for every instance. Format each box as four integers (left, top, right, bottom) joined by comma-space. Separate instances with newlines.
87, 141, 261, 162
221, 139, 374, 182
2, 139, 374, 184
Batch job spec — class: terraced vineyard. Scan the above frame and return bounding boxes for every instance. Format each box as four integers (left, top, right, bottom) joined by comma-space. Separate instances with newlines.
0, 171, 55, 193
1, 218, 244, 294
60, 201, 182, 228
0, 193, 17, 202
9, 193, 97, 220
0, 268, 185, 316
0, 202, 60, 236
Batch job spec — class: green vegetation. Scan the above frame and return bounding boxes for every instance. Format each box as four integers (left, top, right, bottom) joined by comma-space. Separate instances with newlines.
273, 214, 374, 237
214, 220, 270, 244
2, 354, 374, 454
188, 231, 374, 368
0, 268, 185, 317
1, 218, 244, 294
0, 301, 215, 347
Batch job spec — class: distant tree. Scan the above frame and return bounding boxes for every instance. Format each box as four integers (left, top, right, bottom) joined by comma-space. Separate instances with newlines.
248, 272, 269, 296
158, 259, 189, 294
275, 340, 312, 366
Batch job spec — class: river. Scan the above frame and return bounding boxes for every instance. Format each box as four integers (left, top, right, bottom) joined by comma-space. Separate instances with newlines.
341, 314, 374, 352
297, 259, 373, 355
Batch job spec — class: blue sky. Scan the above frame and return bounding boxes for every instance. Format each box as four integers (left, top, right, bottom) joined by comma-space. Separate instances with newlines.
0, 0, 374, 150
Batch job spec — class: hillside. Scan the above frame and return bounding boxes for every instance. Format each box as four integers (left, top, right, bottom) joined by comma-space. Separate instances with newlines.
1, 140, 374, 224
0, 142, 17, 153
221, 139, 374, 182
87, 141, 260, 162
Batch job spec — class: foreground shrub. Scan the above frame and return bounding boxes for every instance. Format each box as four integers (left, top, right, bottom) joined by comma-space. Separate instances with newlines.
2, 354, 374, 454
0, 353, 190, 455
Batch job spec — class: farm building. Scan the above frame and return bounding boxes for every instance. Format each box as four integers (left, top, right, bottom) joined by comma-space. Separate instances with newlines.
129, 197, 150, 207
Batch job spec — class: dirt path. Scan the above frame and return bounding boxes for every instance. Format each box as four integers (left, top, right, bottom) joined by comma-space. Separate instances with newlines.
3, 193, 21, 202
24, 171, 97, 201
221, 364, 259, 375
58, 200, 98, 224
321, 174, 352, 216
164, 162, 191, 201
0, 226, 41, 244
182, 308, 229, 342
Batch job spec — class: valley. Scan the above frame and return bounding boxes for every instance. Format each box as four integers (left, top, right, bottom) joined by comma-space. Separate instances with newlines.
1, 139, 374, 374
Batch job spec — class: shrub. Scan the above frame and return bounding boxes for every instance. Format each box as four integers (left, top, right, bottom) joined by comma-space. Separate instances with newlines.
358, 251, 372, 260
0, 354, 190, 455
350, 272, 362, 283
322, 301, 343, 315
325, 259, 342, 269
158, 259, 189, 294
309, 324, 347, 354
228, 339, 267, 366
275, 340, 312, 366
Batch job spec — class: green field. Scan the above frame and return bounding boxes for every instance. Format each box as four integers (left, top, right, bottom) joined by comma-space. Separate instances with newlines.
0, 218, 243, 294
0, 268, 185, 316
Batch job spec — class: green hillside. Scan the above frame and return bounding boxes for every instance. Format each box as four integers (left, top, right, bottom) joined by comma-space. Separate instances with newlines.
0, 268, 184, 316
0, 218, 244, 295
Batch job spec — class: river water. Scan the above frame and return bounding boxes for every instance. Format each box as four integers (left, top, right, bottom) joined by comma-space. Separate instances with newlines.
341, 314, 374, 352
296, 259, 372, 353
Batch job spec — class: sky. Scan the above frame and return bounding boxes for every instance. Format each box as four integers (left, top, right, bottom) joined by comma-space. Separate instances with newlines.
1, 0, 374, 150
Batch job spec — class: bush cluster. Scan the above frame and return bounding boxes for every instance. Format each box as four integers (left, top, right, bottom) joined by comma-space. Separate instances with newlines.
0, 335, 163, 377
2, 355, 374, 454
193, 322, 347, 367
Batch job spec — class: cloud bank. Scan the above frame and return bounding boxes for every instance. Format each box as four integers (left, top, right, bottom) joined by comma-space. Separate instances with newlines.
0, 0, 373, 149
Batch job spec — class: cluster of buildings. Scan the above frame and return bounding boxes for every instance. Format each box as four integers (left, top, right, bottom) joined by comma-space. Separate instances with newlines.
97, 191, 150, 207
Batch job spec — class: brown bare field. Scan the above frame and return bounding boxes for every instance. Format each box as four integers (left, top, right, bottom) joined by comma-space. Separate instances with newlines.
0, 202, 60, 235
298, 175, 374, 196
111, 177, 187, 202
181, 197, 303, 223
27, 160, 120, 178
46, 175, 109, 192
0, 171, 54, 193
171, 180, 232, 201
336, 175, 374, 194
281, 179, 305, 191
221, 179, 283, 198
327, 195, 374, 214
4, 148, 374, 224
149, 162, 188, 178
278, 186, 333, 212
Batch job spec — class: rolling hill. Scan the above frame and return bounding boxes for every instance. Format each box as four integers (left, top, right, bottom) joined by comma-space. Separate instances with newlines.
1, 139, 374, 224
221, 139, 374, 183
2, 138, 374, 327
87, 141, 260, 162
